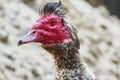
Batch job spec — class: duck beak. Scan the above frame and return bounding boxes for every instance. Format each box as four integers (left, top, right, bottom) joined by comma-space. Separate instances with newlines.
17, 32, 36, 46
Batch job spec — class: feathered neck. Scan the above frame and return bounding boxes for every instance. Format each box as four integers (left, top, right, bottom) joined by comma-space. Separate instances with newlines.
42, 39, 81, 69
42, 39, 96, 80
42, 39, 83, 80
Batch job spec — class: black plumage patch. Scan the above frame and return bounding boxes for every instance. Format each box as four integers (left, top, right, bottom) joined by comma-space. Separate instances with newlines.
39, 1, 65, 17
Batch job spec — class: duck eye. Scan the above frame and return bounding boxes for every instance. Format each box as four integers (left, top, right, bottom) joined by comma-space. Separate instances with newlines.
32, 31, 36, 33
51, 20, 56, 26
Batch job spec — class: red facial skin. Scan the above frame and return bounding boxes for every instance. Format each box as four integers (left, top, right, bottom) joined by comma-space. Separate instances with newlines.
18, 14, 71, 45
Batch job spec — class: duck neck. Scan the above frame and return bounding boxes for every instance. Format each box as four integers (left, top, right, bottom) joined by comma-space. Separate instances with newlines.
54, 47, 81, 70
42, 40, 82, 75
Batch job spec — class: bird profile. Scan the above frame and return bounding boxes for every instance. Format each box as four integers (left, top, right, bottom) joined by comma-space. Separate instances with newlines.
18, 1, 97, 80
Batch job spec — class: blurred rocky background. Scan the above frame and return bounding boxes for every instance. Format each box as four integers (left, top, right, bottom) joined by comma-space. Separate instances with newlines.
0, 0, 120, 80
86, 0, 120, 18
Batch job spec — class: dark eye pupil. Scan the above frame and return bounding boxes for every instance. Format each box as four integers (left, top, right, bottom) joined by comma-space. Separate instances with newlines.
51, 20, 56, 26
32, 31, 36, 33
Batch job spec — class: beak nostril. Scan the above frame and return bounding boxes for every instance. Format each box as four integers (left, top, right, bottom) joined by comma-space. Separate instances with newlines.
32, 31, 36, 33
17, 40, 22, 46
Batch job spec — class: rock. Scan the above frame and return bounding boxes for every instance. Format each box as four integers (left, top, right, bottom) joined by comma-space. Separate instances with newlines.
5, 65, 16, 72
0, 29, 8, 43
31, 68, 40, 77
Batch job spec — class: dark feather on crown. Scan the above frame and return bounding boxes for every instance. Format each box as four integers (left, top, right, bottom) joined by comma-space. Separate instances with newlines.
39, 1, 65, 18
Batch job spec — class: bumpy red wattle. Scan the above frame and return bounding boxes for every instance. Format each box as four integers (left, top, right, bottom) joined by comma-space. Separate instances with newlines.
30, 14, 71, 44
